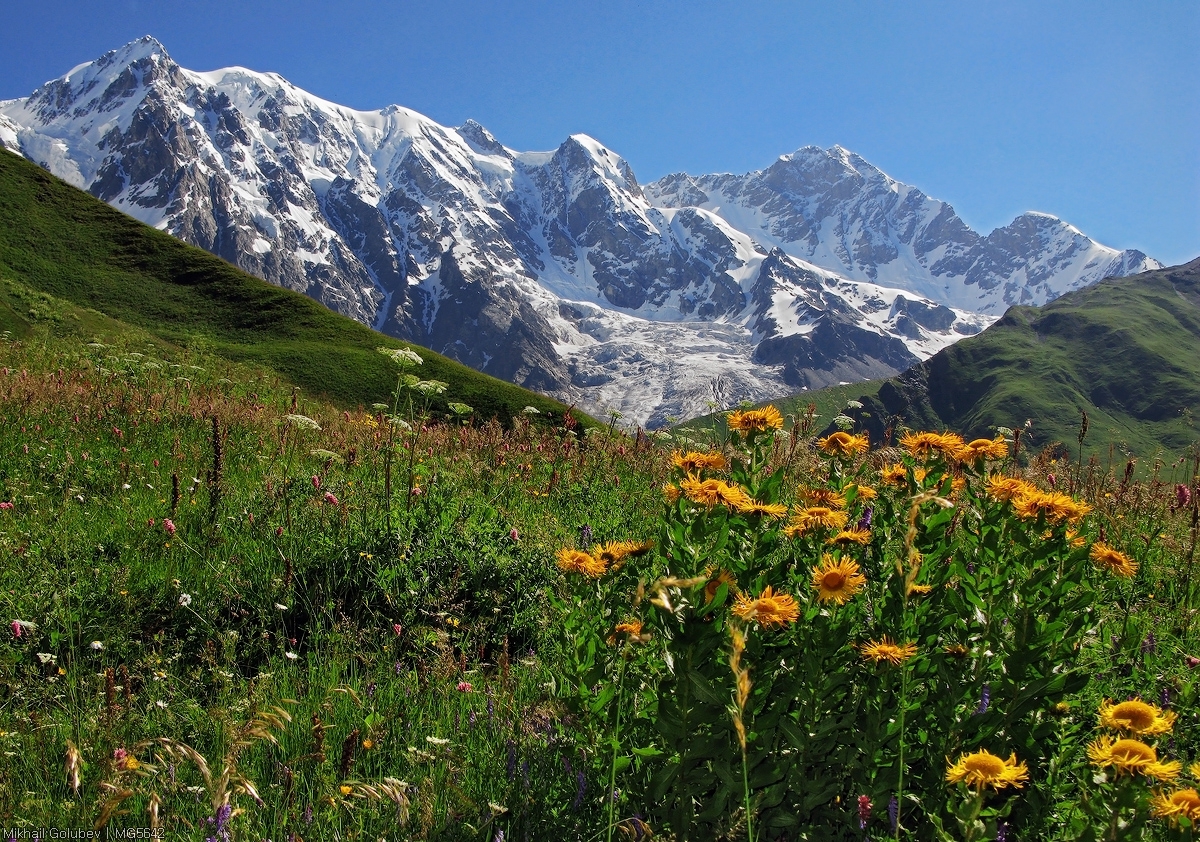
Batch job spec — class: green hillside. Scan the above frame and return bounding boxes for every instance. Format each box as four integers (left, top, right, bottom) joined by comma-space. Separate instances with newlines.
843, 259, 1200, 460
0, 149, 578, 424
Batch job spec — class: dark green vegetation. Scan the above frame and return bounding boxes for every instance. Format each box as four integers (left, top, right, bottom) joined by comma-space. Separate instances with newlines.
844, 260, 1200, 462
0, 149, 576, 425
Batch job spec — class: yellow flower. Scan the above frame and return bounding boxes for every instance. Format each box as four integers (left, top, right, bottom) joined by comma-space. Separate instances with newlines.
663, 483, 681, 503
679, 475, 753, 510
1088, 735, 1181, 780
797, 486, 847, 509
735, 499, 789, 519
907, 582, 933, 596
1097, 699, 1175, 736
704, 569, 739, 603
955, 437, 1009, 462
672, 450, 728, 473
556, 548, 607, 578
859, 637, 917, 665
731, 585, 800, 629
1152, 788, 1200, 824
1090, 543, 1138, 578
783, 506, 849, 538
362, 738, 374, 750
880, 464, 909, 487
817, 431, 869, 458
591, 540, 651, 568
727, 405, 784, 433
826, 527, 871, 546
986, 474, 1037, 502
900, 431, 965, 460
811, 555, 867, 605
1012, 489, 1092, 524
945, 749, 1029, 791
846, 484, 878, 502
340, 784, 353, 796
607, 619, 646, 645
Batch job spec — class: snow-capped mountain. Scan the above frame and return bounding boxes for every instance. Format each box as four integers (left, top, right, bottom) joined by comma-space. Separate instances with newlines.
0, 37, 1161, 427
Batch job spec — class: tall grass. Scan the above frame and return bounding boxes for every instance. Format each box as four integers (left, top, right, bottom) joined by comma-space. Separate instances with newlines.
3, 326, 1200, 840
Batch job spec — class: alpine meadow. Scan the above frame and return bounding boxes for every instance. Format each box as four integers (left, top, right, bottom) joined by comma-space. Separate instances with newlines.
2, 28, 1200, 842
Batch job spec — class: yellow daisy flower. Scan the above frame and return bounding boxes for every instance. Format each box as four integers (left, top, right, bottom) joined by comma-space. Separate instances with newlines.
846, 484, 878, 502
783, 506, 849, 538
900, 431, 965, 461
1097, 699, 1175, 736
727, 405, 784, 433
986, 474, 1037, 502
1087, 735, 1181, 781
955, 437, 1009, 463
704, 568, 739, 603
945, 749, 1029, 791
1151, 788, 1200, 824
826, 527, 871, 547
811, 555, 867, 604
817, 431, 869, 458
880, 464, 909, 487
1089, 543, 1138, 578
1012, 490, 1092, 524
859, 637, 917, 665
735, 499, 789, 519
679, 475, 753, 510
797, 486, 847, 509
731, 585, 800, 629
556, 548, 607, 578
672, 450, 728, 473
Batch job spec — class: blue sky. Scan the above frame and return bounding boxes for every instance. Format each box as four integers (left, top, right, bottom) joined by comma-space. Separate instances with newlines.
3, 0, 1197, 265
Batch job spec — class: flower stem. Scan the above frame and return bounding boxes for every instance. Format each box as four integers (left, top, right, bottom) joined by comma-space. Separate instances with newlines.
605, 655, 628, 842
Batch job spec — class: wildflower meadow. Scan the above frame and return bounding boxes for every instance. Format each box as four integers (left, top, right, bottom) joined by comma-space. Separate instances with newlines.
2, 327, 1200, 840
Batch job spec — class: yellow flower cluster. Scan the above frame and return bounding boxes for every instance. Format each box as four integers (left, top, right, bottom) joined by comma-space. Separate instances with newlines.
1088, 697, 1181, 783
1089, 542, 1138, 578
985, 475, 1092, 524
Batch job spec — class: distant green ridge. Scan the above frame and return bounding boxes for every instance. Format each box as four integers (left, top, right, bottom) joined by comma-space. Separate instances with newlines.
0, 150, 579, 424
841, 258, 1200, 461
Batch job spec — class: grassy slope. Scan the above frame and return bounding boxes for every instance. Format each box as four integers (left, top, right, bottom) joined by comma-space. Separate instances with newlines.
673, 379, 887, 439
854, 258, 1200, 460
0, 150, 580, 424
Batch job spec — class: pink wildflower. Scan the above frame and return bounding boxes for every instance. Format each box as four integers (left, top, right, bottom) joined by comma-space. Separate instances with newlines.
11, 620, 22, 638
323, 491, 339, 506
392, 624, 403, 636
275, 526, 284, 538
163, 519, 176, 537
510, 528, 519, 542
311, 475, 321, 490
456, 681, 473, 692
0, 501, 13, 511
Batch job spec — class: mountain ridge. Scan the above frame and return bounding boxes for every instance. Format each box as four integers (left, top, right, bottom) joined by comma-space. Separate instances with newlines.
0, 36, 1161, 427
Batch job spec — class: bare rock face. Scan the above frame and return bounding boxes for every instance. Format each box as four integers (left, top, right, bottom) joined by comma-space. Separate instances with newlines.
0, 37, 1161, 426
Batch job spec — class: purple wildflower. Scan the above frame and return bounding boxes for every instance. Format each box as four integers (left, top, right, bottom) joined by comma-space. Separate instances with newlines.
858, 506, 873, 530
975, 683, 990, 715
997, 820, 1009, 841
506, 741, 517, 778
888, 796, 898, 832
572, 770, 587, 810
578, 524, 593, 546
303, 803, 313, 825
1142, 632, 1157, 655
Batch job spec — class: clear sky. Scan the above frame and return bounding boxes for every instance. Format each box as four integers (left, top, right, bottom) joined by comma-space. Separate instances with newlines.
3, 0, 1197, 265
